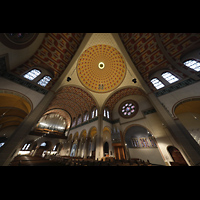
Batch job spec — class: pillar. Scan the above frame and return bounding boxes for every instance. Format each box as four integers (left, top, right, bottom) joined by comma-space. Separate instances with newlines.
95, 114, 103, 160
148, 92, 200, 165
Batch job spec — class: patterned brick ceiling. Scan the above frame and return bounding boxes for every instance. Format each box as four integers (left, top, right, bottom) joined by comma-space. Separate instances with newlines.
77, 44, 126, 93
12, 33, 85, 90
119, 33, 200, 91
46, 86, 97, 120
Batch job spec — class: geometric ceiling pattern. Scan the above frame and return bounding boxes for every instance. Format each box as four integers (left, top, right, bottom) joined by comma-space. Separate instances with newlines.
77, 44, 126, 93
119, 33, 200, 91
11, 33, 85, 90
46, 86, 97, 120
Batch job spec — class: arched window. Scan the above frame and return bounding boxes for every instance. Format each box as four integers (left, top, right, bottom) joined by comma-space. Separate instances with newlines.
92, 107, 98, 118
104, 108, 110, 119
38, 75, 51, 87
40, 142, 47, 147
77, 115, 82, 125
21, 143, 31, 151
23, 69, 41, 80
161, 72, 179, 84
83, 111, 89, 122
151, 78, 165, 89
183, 59, 200, 72
72, 118, 76, 127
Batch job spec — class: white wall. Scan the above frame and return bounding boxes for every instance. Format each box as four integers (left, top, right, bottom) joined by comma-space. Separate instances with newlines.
0, 77, 44, 110
158, 81, 200, 117
128, 148, 165, 165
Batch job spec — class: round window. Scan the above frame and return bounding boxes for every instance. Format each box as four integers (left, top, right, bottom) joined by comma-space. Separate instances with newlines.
118, 100, 139, 118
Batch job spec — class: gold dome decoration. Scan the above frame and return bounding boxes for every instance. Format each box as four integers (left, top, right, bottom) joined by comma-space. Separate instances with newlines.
77, 44, 126, 93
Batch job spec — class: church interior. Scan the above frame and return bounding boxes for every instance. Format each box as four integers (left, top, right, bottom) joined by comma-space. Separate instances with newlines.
0, 33, 200, 166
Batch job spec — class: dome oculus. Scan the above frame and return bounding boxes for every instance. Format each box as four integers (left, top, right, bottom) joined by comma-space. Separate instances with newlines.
77, 44, 126, 93
98, 62, 105, 69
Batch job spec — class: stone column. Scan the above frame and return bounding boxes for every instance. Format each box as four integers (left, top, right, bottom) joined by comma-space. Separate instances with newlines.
95, 114, 103, 160
148, 92, 200, 165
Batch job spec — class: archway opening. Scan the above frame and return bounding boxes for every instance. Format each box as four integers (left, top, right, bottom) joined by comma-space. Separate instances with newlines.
174, 98, 200, 146
124, 125, 165, 165
0, 91, 32, 141
167, 146, 188, 166
88, 127, 97, 159
103, 142, 109, 156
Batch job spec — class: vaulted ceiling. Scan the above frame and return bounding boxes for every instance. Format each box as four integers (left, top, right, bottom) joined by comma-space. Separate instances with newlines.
10, 33, 85, 90
119, 33, 200, 91
1, 33, 200, 127
46, 86, 97, 120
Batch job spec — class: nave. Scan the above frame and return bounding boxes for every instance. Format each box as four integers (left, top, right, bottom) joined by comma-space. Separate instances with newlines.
10, 155, 155, 166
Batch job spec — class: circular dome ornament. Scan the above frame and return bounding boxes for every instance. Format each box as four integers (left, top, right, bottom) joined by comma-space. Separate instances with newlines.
77, 44, 126, 93
98, 62, 105, 69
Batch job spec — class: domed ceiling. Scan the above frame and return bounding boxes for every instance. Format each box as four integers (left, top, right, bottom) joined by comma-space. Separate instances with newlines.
77, 44, 126, 93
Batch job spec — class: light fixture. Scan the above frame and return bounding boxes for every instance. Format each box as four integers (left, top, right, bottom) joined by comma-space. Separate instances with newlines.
67, 77, 71, 82
132, 78, 137, 83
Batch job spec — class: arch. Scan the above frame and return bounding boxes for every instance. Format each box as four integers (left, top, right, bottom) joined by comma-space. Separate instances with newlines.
35, 140, 53, 157
172, 97, 200, 118
73, 132, 79, 142
48, 85, 99, 121
123, 124, 165, 165
172, 97, 200, 146
103, 126, 112, 157
102, 86, 146, 117
167, 146, 188, 166
103, 142, 109, 156
88, 126, 97, 138
0, 90, 32, 132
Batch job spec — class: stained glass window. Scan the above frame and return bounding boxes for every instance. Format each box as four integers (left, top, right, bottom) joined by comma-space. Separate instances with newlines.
183, 59, 200, 72
132, 138, 140, 148
161, 72, 179, 84
77, 115, 82, 125
72, 118, 76, 127
38, 76, 51, 87
140, 138, 149, 148
151, 78, 165, 89
23, 69, 41, 80
149, 136, 157, 148
121, 103, 135, 116
119, 100, 138, 118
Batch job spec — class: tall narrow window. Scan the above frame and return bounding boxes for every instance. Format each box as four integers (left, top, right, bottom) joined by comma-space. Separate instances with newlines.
38, 76, 51, 87
77, 115, 82, 125
72, 118, 76, 127
183, 59, 200, 72
151, 78, 165, 89
23, 69, 41, 80
92, 108, 98, 118
161, 72, 179, 84
107, 110, 109, 119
